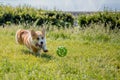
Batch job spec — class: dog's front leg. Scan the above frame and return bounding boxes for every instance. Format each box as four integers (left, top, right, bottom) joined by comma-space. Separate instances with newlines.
31, 48, 40, 56
42, 46, 48, 52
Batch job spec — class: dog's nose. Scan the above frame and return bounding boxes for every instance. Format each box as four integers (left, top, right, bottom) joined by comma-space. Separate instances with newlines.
41, 42, 43, 44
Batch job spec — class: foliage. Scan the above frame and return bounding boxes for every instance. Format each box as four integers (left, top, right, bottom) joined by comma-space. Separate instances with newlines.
0, 5, 74, 28
78, 11, 120, 29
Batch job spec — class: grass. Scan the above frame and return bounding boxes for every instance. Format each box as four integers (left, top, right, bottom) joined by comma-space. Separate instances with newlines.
0, 25, 120, 80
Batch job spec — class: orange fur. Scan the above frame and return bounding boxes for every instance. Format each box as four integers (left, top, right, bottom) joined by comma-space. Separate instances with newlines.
16, 29, 48, 54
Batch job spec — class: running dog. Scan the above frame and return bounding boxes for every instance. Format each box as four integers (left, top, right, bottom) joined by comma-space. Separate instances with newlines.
16, 28, 48, 55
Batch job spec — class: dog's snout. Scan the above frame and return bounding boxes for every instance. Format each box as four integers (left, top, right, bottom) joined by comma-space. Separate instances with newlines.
41, 42, 43, 44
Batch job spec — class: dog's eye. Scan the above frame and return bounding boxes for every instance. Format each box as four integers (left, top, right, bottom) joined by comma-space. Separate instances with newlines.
41, 37, 44, 39
37, 37, 39, 40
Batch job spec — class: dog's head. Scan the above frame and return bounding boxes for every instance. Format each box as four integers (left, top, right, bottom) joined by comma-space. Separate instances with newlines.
30, 28, 47, 52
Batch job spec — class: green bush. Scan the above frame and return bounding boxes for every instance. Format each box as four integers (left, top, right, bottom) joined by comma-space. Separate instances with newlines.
78, 11, 120, 29
0, 5, 74, 28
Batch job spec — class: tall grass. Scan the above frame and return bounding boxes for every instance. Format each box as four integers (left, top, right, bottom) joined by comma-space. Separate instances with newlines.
0, 24, 120, 80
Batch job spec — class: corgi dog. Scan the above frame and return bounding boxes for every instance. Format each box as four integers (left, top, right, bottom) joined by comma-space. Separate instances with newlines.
16, 28, 48, 55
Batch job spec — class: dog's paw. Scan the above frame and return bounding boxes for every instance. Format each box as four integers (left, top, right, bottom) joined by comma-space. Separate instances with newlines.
43, 50, 48, 52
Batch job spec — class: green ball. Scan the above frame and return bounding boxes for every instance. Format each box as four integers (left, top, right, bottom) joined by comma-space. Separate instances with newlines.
56, 46, 67, 57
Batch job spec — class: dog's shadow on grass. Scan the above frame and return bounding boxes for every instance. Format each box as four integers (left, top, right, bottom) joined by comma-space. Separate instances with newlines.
21, 49, 53, 60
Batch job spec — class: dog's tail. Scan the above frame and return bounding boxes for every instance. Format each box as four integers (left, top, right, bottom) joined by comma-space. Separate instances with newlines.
15, 29, 24, 45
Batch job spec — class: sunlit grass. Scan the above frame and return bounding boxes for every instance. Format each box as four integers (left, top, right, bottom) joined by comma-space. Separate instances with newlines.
0, 25, 120, 80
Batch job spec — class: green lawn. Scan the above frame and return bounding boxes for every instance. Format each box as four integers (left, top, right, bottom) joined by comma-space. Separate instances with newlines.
0, 25, 120, 80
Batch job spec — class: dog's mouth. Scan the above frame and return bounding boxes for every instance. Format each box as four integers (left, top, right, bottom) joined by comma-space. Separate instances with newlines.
35, 43, 42, 48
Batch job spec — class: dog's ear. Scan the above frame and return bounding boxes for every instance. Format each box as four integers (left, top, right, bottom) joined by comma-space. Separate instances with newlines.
31, 30, 37, 38
42, 28, 46, 36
